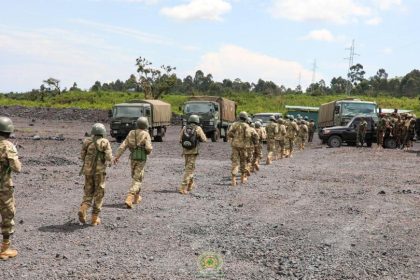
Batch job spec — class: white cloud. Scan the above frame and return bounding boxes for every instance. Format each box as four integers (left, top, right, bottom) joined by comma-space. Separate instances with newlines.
160, 0, 232, 21
270, 0, 371, 24
382, 47, 393, 55
365, 17, 382, 25
196, 45, 313, 88
373, 0, 402, 10
302, 29, 336, 42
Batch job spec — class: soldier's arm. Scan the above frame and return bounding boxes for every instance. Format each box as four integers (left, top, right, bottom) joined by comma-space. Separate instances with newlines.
104, 140, 113, 163
6, 143, 22, 173
114, 131, 131, 160
274, 125, 279, 134
80, 139, 89, 160
227, 124, 235, 138
197, 127, 207, 142
179, 127, 184, 143
143, 133, 153, 155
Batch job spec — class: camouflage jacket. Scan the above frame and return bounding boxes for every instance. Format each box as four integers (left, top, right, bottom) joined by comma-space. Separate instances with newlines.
265, 121, 278, 140
0, 136, 22, 188
245, 127, 259, 148
275, 124, 287, 141
81, 136, 113, 175
115, 129, 153, 159
286, 121, 299, 139
255, 127, 267, 142
228, 121, 251, 148
179, 124, 207, 155
308, 122, 315, 133
357, 120, 367, 133
298, 124, 309, 137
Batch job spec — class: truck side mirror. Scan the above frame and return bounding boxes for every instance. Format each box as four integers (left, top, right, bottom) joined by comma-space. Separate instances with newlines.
108, 110, 113, 118
334, 106, 340, 114
145, 108, 151, 117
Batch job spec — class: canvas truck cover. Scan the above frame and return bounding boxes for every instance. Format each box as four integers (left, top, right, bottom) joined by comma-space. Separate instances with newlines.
188, 96, 236, 122
318, 101, 336, 127
126, 99, 172, 125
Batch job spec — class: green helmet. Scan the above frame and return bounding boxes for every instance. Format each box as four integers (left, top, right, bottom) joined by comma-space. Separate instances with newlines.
0, 117, 14, 133
250, 123, 255, 128
278, 119, 284, 124
304, 116, 308, 120
289, 115, 294, 120
136, 117, 149, 129
255, 121, 262, 128
247, 117, 253, 124
188, 114, 200, 124
239, 111, 248, 121
91, 123, 106, 136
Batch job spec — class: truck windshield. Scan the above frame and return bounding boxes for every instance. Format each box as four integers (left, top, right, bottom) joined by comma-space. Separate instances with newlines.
114, 106, 142, 118
184, 103, 212, 114
342, 103, 377, 116
253, 115, 272, 123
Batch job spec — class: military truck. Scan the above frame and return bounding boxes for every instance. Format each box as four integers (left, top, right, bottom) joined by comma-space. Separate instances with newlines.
109, 99, 171, 142
181, 96, 237, 142
318, 98, 378, 129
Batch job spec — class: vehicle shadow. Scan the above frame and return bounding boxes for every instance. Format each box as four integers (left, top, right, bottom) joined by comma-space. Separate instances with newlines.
38, 221, 88, 233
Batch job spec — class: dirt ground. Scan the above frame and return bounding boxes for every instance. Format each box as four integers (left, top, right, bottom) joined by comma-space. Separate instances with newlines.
1, 112, 420, 279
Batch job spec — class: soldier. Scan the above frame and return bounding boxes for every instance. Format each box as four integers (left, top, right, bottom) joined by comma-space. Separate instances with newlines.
252, 121, 266, 171
393, 115, 403, 149
285, 116, 299, 158
265, 116, 278, 165
376, 113, 387, 149
178, 115, 207, 195
356, 117, 368, 147
0, 117, 21, 260
405, 117, 416, 151
228, 112, 251, 186
275, 118, 287, 159
297, 120, 308, 150
78, 123, 113, 226
113, 117, 153, 209
308, 119, 316, 143
246, 119, 259, 174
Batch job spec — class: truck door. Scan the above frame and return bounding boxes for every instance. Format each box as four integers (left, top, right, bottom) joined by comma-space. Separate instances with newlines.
343, 118, 359, 142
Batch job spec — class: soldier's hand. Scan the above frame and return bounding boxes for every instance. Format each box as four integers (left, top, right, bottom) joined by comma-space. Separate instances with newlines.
113, 157, 119, 165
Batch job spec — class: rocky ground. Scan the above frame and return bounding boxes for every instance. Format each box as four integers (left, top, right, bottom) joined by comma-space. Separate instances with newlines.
0, 108, 420, 279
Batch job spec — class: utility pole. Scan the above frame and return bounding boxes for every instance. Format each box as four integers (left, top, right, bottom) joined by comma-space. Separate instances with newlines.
311, 59, 317, 94
345, 39, 359, 95
298, 72, 302, 93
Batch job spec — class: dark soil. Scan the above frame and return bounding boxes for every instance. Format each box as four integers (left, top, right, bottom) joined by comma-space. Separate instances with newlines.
0, 111, 419, 279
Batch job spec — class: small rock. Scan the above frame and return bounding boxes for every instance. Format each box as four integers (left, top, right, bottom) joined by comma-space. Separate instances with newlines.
33, 135, 41, 140
19, 220, 24, 224
378, 190, 386, 195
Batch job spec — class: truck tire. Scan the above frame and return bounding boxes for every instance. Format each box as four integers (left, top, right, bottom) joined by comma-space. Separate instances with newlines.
384, 138, 397, 149
327, 135, 342, 148
154, 135, 163, 142
116, 137, 123, 143
366, 141, 372, 147
211, 130, 219, 142
223, 136, 228, 142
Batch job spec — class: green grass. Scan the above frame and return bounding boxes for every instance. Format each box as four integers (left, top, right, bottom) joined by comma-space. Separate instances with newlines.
1, 90, 419, 115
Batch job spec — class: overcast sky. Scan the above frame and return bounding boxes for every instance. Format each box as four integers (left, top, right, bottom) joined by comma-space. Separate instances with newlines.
0, 0, 418, 92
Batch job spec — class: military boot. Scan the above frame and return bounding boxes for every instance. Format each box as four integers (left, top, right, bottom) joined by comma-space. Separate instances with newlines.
241, 174, 248, 184
125, 194, 134, 209
133, 194, 142, 204
231, 176, 237, 187
91, 214, 101, 226
266, 158, 271, 165
0, 242, 18, 260
187, 180, 195, 192
78, 203, 89, 224
178, 187, 188, 195
254, 163, 260, 171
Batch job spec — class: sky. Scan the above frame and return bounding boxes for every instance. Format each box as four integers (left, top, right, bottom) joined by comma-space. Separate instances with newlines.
0, 0, 418, 92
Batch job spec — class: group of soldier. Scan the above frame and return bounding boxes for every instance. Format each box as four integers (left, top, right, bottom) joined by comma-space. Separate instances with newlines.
227, 112, 316, 186
355, 112, 417, 149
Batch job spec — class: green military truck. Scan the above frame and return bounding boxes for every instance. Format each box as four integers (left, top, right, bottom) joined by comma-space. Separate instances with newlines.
181, 96, 237, 142
318, 98, 378, 129
109, 99, 171, 142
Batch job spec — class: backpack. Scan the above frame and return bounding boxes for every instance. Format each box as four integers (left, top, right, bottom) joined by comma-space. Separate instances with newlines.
181, 125, 198, 149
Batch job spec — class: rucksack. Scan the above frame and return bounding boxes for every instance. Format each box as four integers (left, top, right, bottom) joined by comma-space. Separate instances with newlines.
181, 125, 198, 149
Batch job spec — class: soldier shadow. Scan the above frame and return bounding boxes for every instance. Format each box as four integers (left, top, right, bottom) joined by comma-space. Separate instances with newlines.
153, 189, 178, 194
38, 221, 88, 233
102, 203, 127, 209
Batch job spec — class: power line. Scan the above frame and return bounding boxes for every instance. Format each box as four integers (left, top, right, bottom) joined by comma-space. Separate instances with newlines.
344, 39, 359, 95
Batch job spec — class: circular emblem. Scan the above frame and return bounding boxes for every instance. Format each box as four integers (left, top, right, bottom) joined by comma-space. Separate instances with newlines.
198, 252, 223, 272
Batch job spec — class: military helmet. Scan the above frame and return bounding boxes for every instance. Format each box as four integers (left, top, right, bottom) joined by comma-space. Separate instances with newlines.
255, 121, 262, 128
269, 115, 276, 121
0, 117, 14, 133
289, 115, 295, 120
247, 117, 253, 124
239, 111, 248, 121
188, 114, 200, 124
136, 117, 149, 129
278, 119, 284, 124
250, 123, 255, 128
304, 116, 308, 120
91, 123, 106, 136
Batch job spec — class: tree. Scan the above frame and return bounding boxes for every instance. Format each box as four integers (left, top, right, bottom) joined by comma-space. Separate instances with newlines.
43, 77, 61, 95
91, 81, 102, 92
125, 74, 139, 91
69, 82, 80, 91
330, 76, 347, 93
348, 63, 366, 85
399, 69, 420, 97
136, 56, 177, 99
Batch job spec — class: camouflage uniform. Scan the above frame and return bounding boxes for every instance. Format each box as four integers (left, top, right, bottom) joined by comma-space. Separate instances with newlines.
179, 124, 207, 194
115, 129, 153, 206
308, 121, 315, 142
356, 119, 367, 147
265, 120, 278, 164
0, 137, 21, 243
252, 126, 266, 170
297, 122, 309, 150
80, 136, 112, 216
377, 116, 387, 148
286, 120, 299, 157
275, 121, 287, 159
228, 120, 251, 185
246, 126, 259, 173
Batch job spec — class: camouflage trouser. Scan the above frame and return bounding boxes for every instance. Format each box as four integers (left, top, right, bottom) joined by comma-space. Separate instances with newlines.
180, 154, 197, 189
246, 147, 253, 169
82, 173, 105, 214
252, 144, 262, 165
357, 132, 366, 146
266, 140, 276, 160
129, 160, 146, 195
275, 140, 285, 158
308, 132, 314, 142
0, 187, 15, 238
287, 138, 295, 154
231, 147, 248, 176
377, 130, 385, 146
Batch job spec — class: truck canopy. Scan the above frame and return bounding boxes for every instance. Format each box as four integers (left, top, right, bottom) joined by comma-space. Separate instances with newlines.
187, 96, 236, 122
115, 99, 172, 124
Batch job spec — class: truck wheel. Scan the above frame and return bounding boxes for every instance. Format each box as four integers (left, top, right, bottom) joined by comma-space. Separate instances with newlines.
366, 141, 372, 147
327, 135, 342, 148
384, 138, 397, 149
211, 130, 219, 142
116, 137, 123, 143
223, 136, 228, 142
154, 136, 163, 142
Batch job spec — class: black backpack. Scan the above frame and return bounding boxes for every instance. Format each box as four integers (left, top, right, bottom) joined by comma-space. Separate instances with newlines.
181, 125, 198, 149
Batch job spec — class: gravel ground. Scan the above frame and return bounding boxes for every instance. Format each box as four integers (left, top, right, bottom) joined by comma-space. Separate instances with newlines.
0, 113, 420, 279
